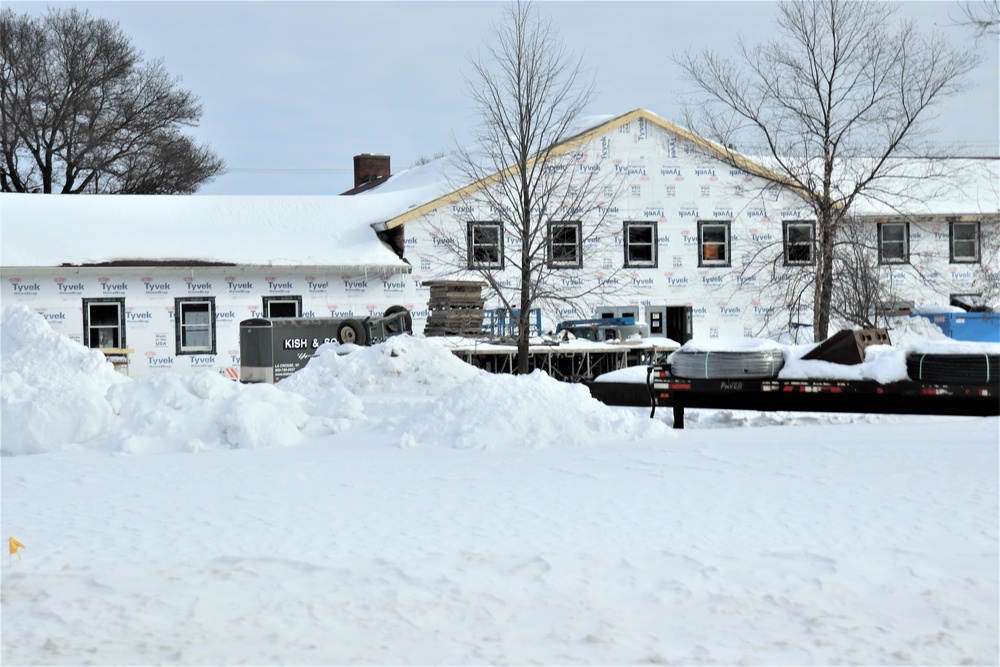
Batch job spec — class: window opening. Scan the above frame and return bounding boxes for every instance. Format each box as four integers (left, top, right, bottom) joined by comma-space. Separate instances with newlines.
175, 297, 216, 355
548, 221, 582, 268
467, 221, 503, 269
783, 221, 815, 265
624, 221, 657, 268
699, 221, 731, 267
950, 221, 980, 263
878, 222, 909, 264
83, 298, 125, 349
264, 296, 302, 318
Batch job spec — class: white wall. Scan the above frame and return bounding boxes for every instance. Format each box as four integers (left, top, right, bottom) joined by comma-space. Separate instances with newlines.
1, 266, 416, 379
399, 116, 998, 340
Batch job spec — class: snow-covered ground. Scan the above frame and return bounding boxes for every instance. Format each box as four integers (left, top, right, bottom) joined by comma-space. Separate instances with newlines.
2, 304, 997, 665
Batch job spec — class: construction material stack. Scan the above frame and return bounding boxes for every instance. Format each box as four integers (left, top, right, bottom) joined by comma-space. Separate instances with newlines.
423, 281, 486, 337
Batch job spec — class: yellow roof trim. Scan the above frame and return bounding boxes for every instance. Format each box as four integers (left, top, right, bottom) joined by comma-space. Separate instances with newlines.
376, 109, 798, 231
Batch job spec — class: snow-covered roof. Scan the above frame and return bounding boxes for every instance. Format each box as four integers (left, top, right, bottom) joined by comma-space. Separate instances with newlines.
0, 193, 425, 269
847, 157, 1000, 218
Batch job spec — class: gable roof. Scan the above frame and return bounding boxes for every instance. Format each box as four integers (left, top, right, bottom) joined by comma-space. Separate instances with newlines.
368, 109, 999, 230
0, 193, 412, 270
369, 109, 796, 232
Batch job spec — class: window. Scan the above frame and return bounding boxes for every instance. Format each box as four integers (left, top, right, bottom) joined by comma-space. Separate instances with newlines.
950, 221, 980, 263
175, 297, 216, 355
698, 220, 731, 267
548, 221, 582, 268
82, 298, 125, 349
263, 296, 302, 317
878, 222, 909, 264
467, 221, 503, 269
783, 221, 815, 265
624, 221, 657, 268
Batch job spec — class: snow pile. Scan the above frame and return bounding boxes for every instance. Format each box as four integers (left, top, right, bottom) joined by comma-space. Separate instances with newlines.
283, 335, 669, 449
279, 334, 483, 397
0, 305, 127, 455
0, 306, 669, 456
396, 370, 672, 449
103, 373, 320, 454
778, 343, 907, 382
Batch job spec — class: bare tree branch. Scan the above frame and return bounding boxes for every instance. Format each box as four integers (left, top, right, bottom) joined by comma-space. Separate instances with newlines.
674, 0, 981, 340
0, 7, 224, 194
435, 0, 621, 373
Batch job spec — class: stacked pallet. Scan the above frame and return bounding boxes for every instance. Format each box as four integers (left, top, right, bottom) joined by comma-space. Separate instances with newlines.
423, 280, 486, 336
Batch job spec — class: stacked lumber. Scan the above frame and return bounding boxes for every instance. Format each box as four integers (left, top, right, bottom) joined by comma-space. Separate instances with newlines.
423, 280, 486, 336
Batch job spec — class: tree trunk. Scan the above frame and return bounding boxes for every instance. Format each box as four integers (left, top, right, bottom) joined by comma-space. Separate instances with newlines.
813, 208, 836, 341
516, 238, 532, 375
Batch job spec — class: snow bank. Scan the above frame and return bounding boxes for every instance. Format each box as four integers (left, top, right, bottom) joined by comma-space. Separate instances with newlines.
279, 334, 483, 397
0, 307, 352, 455
104, 373, 319, 453
0, 306, 669, 456
1, 305, 126, 455
283, 336, 669, 449
396, 369, 672, 449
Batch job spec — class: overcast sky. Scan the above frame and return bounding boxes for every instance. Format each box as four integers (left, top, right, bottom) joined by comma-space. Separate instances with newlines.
9, 1, 1000, 195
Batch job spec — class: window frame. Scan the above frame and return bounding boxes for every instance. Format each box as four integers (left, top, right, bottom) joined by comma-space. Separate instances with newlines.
82, 297, 126, 349
877, 222, 910, 265
174, 297, 217, 356
698, 220, 732, 268
623, 220, 658, 268
466, 221, 504, 270
783, 220, 816, 266
547, 221, 583, 269
263, 295, 302, 318
949, 221, 980, 264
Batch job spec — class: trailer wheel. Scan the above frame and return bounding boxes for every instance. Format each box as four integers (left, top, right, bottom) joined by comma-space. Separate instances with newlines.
337, 319, 368, 346
383, 305, 413, 335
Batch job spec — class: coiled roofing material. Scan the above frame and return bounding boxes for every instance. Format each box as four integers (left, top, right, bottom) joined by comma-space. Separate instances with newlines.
669, 349, 785, 379
905, 352, 999, 384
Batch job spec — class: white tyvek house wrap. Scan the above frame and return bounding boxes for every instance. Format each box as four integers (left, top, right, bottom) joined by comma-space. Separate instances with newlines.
397, 115, 813, 339
2, 267, 416, 378
391, 113, 999, 340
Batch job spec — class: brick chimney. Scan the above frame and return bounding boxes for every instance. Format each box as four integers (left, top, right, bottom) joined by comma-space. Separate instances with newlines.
353, 153, 390, 189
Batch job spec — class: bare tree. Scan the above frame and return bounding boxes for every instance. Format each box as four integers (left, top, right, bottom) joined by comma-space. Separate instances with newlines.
954, 0, 1000, 35
674, 0, 981, 341
0, 7, 224, 194
447, 0, 619, 373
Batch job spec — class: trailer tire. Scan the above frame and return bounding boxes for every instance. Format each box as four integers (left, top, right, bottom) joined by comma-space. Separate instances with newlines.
337, 319, 368, 346
383, 305, 413, 335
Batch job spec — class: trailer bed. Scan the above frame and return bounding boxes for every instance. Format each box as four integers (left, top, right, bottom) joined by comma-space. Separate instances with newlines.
586, 367, 1000, 428
645, 367, 1000, 428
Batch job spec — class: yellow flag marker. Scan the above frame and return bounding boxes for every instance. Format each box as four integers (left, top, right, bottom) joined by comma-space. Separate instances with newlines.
9, 537, 25, 560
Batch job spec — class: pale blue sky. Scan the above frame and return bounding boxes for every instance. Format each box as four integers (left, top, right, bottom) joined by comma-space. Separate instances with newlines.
9, 1, 1000, 195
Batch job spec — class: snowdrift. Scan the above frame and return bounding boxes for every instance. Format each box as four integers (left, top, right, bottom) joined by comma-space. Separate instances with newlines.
0, 305, 668, 455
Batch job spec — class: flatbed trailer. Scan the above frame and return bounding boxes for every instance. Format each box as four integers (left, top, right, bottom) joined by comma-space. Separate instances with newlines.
643, 366, 1000, 428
